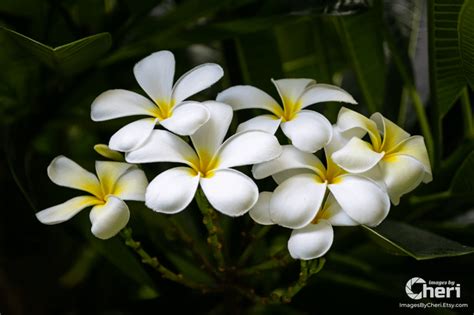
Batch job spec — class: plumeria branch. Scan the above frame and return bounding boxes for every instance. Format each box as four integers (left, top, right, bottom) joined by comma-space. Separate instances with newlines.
239, 258, 326, 304
238, 225, 272, 266
239, 250, 293, 276
168, 217, 218, 277
195, 188, 226, 271
121, 227, 209, 290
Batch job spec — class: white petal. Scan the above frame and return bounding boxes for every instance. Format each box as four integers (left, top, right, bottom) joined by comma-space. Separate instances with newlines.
160, 101, 210, 136
270, 174, 327, 229
190, 101, 233, 158
288, 220, 334, 260
172, 63, 223, 104
271, 78, 314, 104
200, 169, 258, 217
47, 156, 101, 197
216, 85, 281, 114
281, 110, 333, 153
36, 196, 101, 224
91, 89, 158, 121
325, 124, 367, 155
236, 115, 282, 134
379, 154, 426, 205
299, 84, 357, 109
112, 166, 148, 201
391, 136, 432, 183
331, 137, 384, 173
322, 194, 358, 226
328, 175, 390, 226
216, 130, 282, 169
272, 169, 314, 185
336, 107, 381, 149
95, 161, 133, 196
125, 130, 198, 167
133, 51, 174, 103
109, 118, 157, 152
371, 112, 410, 151
145, 167, 199, 214
252, 145, 324, 179
249, 192, 274, 225
90, 196, 130, 240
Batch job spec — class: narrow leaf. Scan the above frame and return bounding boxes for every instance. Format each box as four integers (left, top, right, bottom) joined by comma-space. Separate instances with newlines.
363, 220, 474, 260
428, 0, 466, 117
458, 0, 474, 89
451, 149, 474, 194
336, 6, 386, 113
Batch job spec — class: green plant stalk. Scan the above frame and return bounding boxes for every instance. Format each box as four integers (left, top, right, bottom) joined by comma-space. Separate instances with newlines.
382, 24, 435, 164
168, 217, 218, 277
460, 87, 474, 139
268, 258, 326, 304
195, 188, 226, 271
239, 251, 292, 276
397, 88, 409, 127
121, 227, 207, 290
237, 225, 272, 266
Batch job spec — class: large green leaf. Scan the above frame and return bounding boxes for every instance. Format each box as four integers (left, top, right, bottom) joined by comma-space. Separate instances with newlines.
428, 0, 467, 117
2, 27, 112, 75
458, 0, 474, 89
363, 220, 474, 260
451, 149, 474, 194
335, 6, 385, 113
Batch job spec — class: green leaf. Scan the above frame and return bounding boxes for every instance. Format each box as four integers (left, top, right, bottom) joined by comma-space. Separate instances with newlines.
363, 220, 474, 260
450, 149, 474, 194
2, 27, 112, 75
335, 6, 386, 113
428, 0, 467, 117
458, 0, 474, 90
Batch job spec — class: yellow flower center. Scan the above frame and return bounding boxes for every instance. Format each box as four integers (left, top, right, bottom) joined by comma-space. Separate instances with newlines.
273, 96, 301, 122
189, 150, 220, 178
151, 99, 175, 120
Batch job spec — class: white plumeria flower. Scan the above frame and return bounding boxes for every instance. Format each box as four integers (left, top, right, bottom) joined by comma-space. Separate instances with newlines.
252, 145, 390, 229
36, 156, 148, 239
250, 192, 358, 260
91, 50, 224, 152
331, 107, 432, 205
216, 78, 357, 153
126, 101, 282, 217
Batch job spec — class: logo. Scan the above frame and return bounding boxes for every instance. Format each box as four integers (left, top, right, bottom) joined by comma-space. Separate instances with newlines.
405, 277, 461, 300
406, 277, 426, 300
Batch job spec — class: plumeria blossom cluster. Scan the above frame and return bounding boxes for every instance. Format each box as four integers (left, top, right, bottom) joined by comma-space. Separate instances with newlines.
36, 50, 431, 261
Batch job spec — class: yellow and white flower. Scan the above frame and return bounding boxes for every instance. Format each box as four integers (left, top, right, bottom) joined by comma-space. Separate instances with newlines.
252, 145, 390, 229
216, 78, 356, 153
126, 101, 282, 217
91, 50, 223, 152
250, 192, 358, 260
36, 156, 148, 239
331, 107, 432, 205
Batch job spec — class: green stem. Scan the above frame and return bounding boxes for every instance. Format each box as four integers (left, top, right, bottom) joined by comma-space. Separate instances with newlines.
168, 217, 217, 277
397, 87, 409, 127
237, 225, 272, 266
460, 87, 474, 139
195, 188, 226, 271
409, 190, 452, 205
121, 227, 208, 290
239, 251, 292, 276
267, 258, 326, 304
